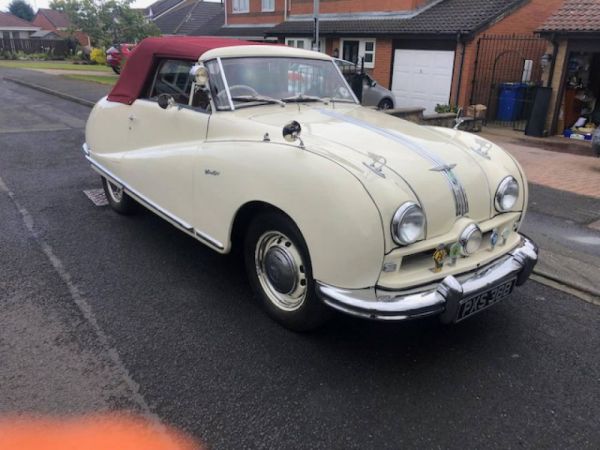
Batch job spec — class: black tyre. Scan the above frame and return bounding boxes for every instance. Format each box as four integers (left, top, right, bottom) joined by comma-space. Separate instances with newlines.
101, 176, 136, 215
111, 65, 121, 75
244, 212, 331, 331
378, 98, 394, 110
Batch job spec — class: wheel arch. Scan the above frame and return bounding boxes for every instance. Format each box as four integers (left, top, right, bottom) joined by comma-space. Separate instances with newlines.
229, 200, 302, 253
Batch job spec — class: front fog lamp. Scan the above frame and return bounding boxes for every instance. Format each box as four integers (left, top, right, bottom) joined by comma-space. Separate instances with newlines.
460, 224, 483, 255
495, 176, 519, 212
392, 202, 425, 246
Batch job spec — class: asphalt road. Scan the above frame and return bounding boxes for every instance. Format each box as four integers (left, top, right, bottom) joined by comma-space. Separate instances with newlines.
1, 78, 599, 449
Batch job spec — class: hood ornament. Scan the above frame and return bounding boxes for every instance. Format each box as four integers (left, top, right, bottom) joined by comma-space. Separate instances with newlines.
471, 139, 492, 159
363, 155, 387, 178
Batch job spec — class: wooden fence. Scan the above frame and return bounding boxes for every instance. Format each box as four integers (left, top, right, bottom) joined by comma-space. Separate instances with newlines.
0, 38, 68, 55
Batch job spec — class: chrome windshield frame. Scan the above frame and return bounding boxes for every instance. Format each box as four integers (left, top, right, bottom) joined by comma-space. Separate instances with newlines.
209, 56, 359, 111
216, 57, 235, 111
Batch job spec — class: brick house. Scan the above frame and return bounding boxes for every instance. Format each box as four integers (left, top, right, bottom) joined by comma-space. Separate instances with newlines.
538, 0, 600, 135
0, 11, 39, 40
31, 8, 90, 47
214, 0, 564, 113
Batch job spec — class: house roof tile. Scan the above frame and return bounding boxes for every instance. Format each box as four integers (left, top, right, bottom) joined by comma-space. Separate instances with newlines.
539, 0, 600, 33
36, 8, 71, 28
0, 11, 37, 28
154, 0, 223, 35
267, 0, 525, 37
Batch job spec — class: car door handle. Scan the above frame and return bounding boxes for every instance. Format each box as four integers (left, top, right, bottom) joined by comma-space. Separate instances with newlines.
128, 114, 136, 122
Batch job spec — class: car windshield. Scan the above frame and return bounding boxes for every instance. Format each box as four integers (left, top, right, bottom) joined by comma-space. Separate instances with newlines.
206, 57, 356, 110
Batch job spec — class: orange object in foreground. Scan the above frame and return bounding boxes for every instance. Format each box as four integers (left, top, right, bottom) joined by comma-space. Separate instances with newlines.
0, 413, 203, 450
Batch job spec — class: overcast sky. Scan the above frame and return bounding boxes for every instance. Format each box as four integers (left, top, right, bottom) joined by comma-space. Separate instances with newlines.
0, 0, 158, 12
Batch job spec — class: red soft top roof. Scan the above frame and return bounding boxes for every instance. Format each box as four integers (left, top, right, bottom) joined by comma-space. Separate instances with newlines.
107, 36, 259, 105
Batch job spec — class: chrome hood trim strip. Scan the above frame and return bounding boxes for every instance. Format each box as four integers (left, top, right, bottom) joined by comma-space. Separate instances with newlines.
317, 109, 469, 217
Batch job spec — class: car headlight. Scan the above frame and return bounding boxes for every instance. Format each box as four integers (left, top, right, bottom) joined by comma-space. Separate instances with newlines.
391, 202, 425, 245
495, 176, 519, 212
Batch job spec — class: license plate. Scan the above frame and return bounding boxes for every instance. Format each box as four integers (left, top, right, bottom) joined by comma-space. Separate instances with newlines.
455, 278, 516, 322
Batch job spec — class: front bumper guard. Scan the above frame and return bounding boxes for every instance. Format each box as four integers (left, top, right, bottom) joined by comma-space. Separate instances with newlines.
316, 236, 538, 322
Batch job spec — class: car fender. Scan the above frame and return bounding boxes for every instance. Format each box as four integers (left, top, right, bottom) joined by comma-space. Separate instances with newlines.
194, 139, 385, 289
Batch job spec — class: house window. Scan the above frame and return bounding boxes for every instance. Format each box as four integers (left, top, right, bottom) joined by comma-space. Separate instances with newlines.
261, 0, 275, 12
286, 38, 310, 49
232, 0, 249, 13
286, 37, 326, 53
341, 38, 376, 69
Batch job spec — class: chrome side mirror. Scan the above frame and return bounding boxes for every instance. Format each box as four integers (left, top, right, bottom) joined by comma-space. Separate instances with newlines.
282, 121, 304, 149
283, 120, 301, 142
158, 93, 175, 110
190, 64, 209, 88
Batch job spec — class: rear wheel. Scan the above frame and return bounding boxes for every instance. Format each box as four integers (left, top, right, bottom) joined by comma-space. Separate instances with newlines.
244, 212, 331, 331
101, 176, 136, 214
378, 98, 394, 110
111, 65, 121, 75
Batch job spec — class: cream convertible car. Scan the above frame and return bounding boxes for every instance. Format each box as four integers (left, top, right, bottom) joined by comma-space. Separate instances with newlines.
84, 37, 538, 330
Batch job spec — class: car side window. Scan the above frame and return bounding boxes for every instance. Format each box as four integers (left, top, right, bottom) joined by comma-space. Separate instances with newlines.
150, 59, 193, 105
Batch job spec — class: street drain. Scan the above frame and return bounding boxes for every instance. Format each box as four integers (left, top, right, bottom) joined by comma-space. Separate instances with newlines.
84, 189, 108, 206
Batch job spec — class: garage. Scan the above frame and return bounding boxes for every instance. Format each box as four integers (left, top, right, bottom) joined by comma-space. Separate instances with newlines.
391, 49, 455, 114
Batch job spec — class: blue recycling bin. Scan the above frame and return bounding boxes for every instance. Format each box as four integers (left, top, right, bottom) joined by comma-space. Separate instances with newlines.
496, 83, 527, 121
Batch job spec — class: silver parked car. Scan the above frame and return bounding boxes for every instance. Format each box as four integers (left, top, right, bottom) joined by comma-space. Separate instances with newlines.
334, 58, 395, 109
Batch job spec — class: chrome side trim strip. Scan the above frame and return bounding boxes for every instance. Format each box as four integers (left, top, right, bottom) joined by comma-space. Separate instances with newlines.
82, 143, 90, 156
317, 109, 469, 217
86, 156, 225, 250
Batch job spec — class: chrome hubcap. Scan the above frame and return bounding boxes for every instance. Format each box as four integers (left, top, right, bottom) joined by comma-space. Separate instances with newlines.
107, 180, 123, 203
255, 231, 307, 311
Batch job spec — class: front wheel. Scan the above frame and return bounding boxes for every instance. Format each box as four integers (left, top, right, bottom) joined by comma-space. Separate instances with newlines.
101, 176, 136, 214
378, 98, 394, 110
111, 65, 121, 75
244, 212, 331, 331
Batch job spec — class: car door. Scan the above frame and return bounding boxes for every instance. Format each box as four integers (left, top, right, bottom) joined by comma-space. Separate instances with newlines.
125, 59, 209, 228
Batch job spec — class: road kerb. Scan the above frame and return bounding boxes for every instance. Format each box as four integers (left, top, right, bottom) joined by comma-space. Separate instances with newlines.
3, 77, 95, 107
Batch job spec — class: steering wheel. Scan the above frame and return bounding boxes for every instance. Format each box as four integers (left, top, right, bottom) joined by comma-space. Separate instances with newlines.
216, 84, 259, 104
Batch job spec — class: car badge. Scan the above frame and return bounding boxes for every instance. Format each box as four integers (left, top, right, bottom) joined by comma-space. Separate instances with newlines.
471, 138, 492, 159
430, 163, 457, 172
490, 228, 499, 251
449, 242, 462, 266
363, 154, 386, 178
432, 244, 447, 273
501, 227, 511, 246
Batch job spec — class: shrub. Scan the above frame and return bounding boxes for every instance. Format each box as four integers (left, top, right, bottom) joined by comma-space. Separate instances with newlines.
435, 104, 459, 114
90, 48, 106, 65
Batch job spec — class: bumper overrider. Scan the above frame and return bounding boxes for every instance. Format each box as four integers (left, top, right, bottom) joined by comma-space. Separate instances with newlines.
316, 235, 538, 322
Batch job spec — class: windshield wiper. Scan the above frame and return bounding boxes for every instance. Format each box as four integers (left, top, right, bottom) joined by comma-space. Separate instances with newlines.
230, 95, 285, 106
281, 94, 327, 103
328, 97, 356, 104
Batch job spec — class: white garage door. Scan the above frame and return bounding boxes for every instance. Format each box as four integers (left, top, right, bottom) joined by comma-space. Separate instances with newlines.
391, 49, 455, 114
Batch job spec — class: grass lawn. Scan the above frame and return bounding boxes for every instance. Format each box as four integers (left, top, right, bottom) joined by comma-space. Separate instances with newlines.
0, 60, 113, 73
62, 74, 117, 86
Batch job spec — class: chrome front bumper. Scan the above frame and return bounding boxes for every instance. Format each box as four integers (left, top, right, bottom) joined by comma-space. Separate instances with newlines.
316, 236, 538, 322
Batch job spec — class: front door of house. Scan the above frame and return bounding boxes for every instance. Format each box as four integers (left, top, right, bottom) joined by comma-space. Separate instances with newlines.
343, 41, 359, 64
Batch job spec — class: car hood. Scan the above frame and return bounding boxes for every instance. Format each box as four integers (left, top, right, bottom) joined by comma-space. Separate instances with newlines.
237, 104, 525, 246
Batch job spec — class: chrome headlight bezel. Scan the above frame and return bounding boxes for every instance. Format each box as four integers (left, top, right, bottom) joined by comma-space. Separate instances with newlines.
391, 202, 426, 246
495, 176, 519, 212
459, 223, 483, 256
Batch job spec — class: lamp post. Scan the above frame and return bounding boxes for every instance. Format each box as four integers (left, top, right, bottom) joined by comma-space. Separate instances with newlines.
313, 0, 320, 51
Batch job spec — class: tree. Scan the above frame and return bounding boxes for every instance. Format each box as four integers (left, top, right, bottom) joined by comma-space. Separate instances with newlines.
8, 0, 35, 22
49, 0, 160, 47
